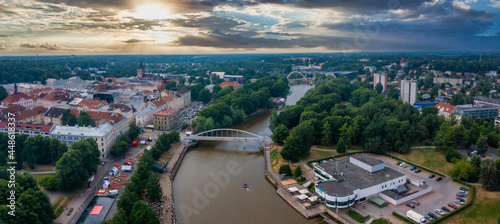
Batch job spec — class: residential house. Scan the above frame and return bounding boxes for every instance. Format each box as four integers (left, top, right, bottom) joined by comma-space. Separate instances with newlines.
154, 108, 180, 131
435, 103, 456, 120
77, 99, 109, 111
43, 107, 65, 125
0, 122, 53, 137
8, 106, 47, 124
220, 81, 242, 90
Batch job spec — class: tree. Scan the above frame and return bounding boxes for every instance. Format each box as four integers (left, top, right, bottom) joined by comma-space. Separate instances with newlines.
61, 109, 77, 126
164, 81, 177, 91
110, 140, 128, 157
198, 89, 212, 103
77, 112, 94, 127
476, 135, 489, 155
146, 174, 163, 202
480, 159, 500, 191
279, 164, 292, 176
101, 209, 129, 224
449, 160, 479, 183
55, 150, 88, 191
280, 121, 314, 162
294, 166, 302, 177
0, 86, 7, 101
271, 124, 289, 145
375, 82, 383, 93
129, 201, 160, 224
336, 137, 348, 153
38, 175, 59, 191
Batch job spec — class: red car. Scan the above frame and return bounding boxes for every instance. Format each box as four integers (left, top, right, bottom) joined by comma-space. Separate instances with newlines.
448, 202, 457, 209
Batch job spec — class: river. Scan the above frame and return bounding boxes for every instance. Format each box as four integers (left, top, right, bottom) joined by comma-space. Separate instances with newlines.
173, 84, 320, 224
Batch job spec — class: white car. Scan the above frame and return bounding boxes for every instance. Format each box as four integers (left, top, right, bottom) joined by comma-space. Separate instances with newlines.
454, 199, 464, 205
458, 190, 468, 194
435, 209, 445, 215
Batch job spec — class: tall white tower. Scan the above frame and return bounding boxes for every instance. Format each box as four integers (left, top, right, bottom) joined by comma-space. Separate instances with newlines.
373, 72, 387, 92
400, 79, 417, 105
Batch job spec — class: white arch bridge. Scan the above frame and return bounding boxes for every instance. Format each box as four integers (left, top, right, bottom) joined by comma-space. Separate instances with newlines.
188, 129, 266, 142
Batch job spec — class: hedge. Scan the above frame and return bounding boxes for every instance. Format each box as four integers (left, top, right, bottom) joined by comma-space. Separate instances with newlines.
429, 180, 475, 223
348, 210, 371, 223
381, 153, 446, 178
306, 151, 369, 168
392, 211, 413, 224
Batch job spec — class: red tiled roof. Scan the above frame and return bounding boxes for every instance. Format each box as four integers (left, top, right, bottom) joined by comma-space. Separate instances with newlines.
152, 99, 166, 107
161, 95, 178, 103
70, 110, 125, 125
0, 122, 53, 132
154, 108, 179, 116
435, 103, 456, 113
77, 99, 109, 109
31, 87, 54, 95
220, 81, 242, 89
0, 104, 26, 115
12, 106, 47, 121
2, 92, 32, 104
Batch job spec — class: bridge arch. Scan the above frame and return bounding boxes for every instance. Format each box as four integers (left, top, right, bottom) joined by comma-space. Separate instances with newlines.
188, 128, 265, 142
287, 71, 307, 82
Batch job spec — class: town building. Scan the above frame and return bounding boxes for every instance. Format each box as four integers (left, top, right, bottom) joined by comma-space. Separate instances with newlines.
0, 122, 53, 137
153, 108, 180, 131
1, 84, 37, 109
453, 105, 499, 119
435, 103, 456, 120
473, 96, 500, 109
45, 77, 88, 89
43, 107, 65, 125
108, 103, 134, 123
373, 72, 388, 92
314, 155, 418, 208
37, 91, 69, 108
400, 79, 417, 105
8, 106, 47, 124
433, 77, 463, 86
177, 88, 191, 108
50, 124, 114, 156
400, 55, 408, 67
135, 104, 165, 128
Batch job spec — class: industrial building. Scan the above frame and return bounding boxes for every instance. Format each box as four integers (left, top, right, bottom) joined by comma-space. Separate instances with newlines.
314, 155, 407, 208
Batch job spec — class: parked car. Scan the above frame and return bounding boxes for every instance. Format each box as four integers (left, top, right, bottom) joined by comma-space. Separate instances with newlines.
481, 154, 486, 158
429, 174, 435, 179
397, 162, 402, 166
420, 180, 426, 185
460, 187, 468, 191
467, 152, 472, 157
410, 166, 416, 171
436, 177, 443, 181
403, 164, 409, 168
458, 190, 468, 194
456, 197, 465, 202
415, 169, 422, 173
428, 212, 438, 219
441, 206, 450, 212
457, 193, 467, 198
425, 214, 434, 221
454, 199, 464, 205
435, 209, 445, 215
411, 200, 420, 206
448, 203, 457, 209
406, 203, 415, 208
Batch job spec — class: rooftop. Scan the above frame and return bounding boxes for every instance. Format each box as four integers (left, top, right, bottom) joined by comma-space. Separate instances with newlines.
136, 104, 157, 115
435, 103, 456, 113
474, 96, 500, 105
44, 107, 65, 118
50, 123, 113, 137
0, 122, 53, 132
315, 155, 405, 194
154, 108, 179, 116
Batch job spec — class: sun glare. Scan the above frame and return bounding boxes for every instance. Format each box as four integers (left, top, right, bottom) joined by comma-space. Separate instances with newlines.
133, 4, 171, 20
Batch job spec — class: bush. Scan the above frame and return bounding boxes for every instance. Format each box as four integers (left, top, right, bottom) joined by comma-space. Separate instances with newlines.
279, 164, 292, 176
348, 210, 370, 223
294, 166, 302, 177
371, 218, 392, 224
39, 175, 59, 191
307, 183, 315, 192
296, 176, 307, 184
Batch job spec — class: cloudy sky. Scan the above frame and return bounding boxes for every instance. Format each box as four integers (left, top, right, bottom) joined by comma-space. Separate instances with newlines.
0, 0, 499, 55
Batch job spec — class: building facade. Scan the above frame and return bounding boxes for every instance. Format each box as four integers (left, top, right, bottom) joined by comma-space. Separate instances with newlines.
0, 122, 53, 137
474, 96, 500, 109
43, 107, 65, 125
373, 72, 388, 92
433, 77, 463, 86
153, 108, 180, 131
453, 105, 499, 119
400, 79, 417, 105
434, 103, 457, 120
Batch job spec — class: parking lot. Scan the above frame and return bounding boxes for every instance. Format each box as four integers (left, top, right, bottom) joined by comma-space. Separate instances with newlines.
355, 154, 468, 222
180, 102, 209, 125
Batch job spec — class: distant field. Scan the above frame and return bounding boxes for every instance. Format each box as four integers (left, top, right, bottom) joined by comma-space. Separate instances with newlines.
393, 147, 453, 174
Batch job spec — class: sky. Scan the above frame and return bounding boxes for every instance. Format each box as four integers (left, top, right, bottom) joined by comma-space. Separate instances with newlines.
0, 0, 499, 55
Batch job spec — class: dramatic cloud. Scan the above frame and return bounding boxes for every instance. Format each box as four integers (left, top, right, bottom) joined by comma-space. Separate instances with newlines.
0, 0, 498, 54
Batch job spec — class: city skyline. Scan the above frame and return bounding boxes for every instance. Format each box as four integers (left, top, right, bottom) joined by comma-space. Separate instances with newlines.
0, 0, 499, 55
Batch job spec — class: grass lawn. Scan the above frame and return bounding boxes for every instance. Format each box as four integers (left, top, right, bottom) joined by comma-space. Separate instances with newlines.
305, 144, 365, 161
52, 193, 76, 218
270, 145, 307, 174
159, 142, 180, 163
23, 163, 56, 172
371, 218, 392, 224
31, 173, 55, 186
393, 147, 453, 175
446, 187, 500, 224
348, 210, 370, 223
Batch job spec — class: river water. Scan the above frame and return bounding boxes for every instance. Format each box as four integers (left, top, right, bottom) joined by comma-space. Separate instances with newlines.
173, 84, 320, 224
